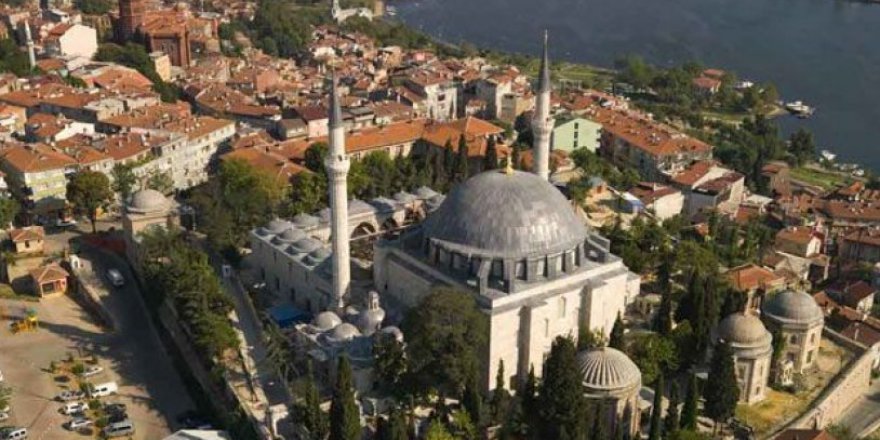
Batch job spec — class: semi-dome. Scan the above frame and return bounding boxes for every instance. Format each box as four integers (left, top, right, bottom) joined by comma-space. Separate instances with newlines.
289, 237, 321, 254
763, 290, 823, 324
304, 247, 332, 265
127, 189, 169, 214
422, 169, 588, 259
313, 311, 342, 331
576, 347, 641, 392
716, 313, 772, 346
328, 323, 361, 342
273, 227, 306, 244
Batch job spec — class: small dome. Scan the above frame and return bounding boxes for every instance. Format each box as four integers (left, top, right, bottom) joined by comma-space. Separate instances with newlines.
763, 290, 823, 324
577, 347, 641, 392
265, 218, 293, 234
716, 313, 772, 346
304, 247, 331, 265
276, 227, 306, 243
328, 323, 361, 342
292, 213, 320, 228
127, 189, 169, 214
289, 238, 321, 254
379, 326, 404, 342
356, 308, 386, 336
313, 311, 342, 331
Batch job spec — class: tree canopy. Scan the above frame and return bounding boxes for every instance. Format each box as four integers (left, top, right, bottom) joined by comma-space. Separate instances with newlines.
66, 170, 113, 233
537, 337, 586, 440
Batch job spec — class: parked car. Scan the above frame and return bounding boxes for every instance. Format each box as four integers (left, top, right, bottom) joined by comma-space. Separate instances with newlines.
81, 366, 103, 378
64, 417, 92, 431
0, 413, 9, 422
176, 410, 212, 430
87, 381, 118, 398
0, 427, 27, 440
108, 412, 127, 424
103, 420, 134, 438
104, 403, 126, 415
60, 401, 87, 416
55, 218, 77, 228
106, 269, 124, 287
55, 390, 85, 402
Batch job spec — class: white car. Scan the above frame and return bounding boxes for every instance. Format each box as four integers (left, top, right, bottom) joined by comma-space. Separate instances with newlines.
60, 402, 87, 416
0, 413, 9, 422
82, 366, 103, 378
0, 369, 4, 381
106, 269, 124, 287
64, 417, 92, 431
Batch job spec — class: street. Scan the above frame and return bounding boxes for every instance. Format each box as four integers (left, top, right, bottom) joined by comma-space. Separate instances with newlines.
835, 377, 880, 437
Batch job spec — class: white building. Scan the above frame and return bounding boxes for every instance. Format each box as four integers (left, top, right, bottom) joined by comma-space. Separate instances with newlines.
45, 24, 98, 60
713, 312, 773, 404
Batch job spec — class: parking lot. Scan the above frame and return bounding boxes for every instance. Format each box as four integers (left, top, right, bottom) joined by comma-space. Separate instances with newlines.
0, 247, 195, 439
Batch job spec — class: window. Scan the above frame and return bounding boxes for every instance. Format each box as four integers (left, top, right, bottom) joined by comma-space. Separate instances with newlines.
574, 131, 579, 139
558, 297, 567, 318
544, 319, 550, 338
790, 334, 798, 344
807, 350, 814, 364
574, 122, 579, 129
24, 240, 30, 249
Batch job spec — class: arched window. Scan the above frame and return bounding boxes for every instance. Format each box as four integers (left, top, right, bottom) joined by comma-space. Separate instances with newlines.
558, 297, 567, 318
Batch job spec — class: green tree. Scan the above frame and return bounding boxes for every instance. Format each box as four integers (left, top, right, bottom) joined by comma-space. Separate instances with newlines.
648, 375, 664, 440
462, 372, 484, 428
402, 288, 488, 396
537, 337, 585, 440
454, 134, 470, 183
484, 136, 499, 171
626, 333, 678, 385
66, 170, 113, 233
449, 409, 478, 439
77, 0, 113, 14
703, 342, 739, 430
287, 172, 327, 216
0, 38, 31, 77
609, 314, 625, 350
680, 374, 699, 431
146, 170, 174, 195
519, 365, 538, 438
304, 142, 329, 173
664, 381, 681, 438
591, 401, 609, 440
299, 363, 328, 439
329, 356, 361, 440
0, 195, 19, 227
381, 407, 409, 440
490, 359, 511, 425
373, 332, 407, 393
424, 419, 454, 440
111, 163, 137, 202
788, 128, 816, 166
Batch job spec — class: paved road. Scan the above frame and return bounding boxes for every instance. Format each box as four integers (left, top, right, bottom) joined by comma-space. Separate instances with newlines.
836, 377, 880, 436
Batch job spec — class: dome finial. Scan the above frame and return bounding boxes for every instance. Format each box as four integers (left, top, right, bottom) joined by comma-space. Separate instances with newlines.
505, 151, 514, 175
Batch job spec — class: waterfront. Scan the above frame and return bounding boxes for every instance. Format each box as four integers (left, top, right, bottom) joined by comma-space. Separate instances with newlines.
396, 0, 880, 172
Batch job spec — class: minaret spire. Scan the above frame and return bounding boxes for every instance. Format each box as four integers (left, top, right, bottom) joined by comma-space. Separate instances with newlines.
532, 29, 552, 181
23, 21, 36, 71
325, 72, 351, 310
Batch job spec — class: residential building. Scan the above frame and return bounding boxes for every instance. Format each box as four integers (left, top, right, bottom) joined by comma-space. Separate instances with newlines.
627, 182, 684, 221
671, 160, 745, 217
839, 228, 880, 263
551, 116, 602, 153
825, 280, 877, 313
44, 23, 98, 59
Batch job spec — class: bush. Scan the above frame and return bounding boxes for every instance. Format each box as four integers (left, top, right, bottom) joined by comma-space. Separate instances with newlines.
88, 399, 102, 410
71, 362, 85, 376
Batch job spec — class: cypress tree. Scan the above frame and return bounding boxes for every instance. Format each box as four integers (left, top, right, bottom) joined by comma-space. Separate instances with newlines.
664, 381, 681, 438
537, 337, 585, 440
648, 375, 664, 440
520, 365, 538, 437
654, 254, 674, 335
703, 342, 739, 430
329, 356, 361, 440
609, 314, 625, 350
433, 149, 448, 188
512, 145, 521, 170
383, 407, 409, 440
680, 374, 699, 430
592, 402, 609, 440
484, 136, 499, 171
491, 359, 511, 425
454, 134, 470, 182
462, 372, 484, 428
301, 361, 328, 439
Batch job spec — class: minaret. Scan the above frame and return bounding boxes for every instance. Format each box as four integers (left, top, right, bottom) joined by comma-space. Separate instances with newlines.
23, 21, 36, 71
532, 30, 552, 181
325, 73, 351, 310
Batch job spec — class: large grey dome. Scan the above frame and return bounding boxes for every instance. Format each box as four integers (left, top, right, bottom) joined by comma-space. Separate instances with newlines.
763, 290, 823, 325
423, 170, 588, 258
127, 189, 169, 214
576, 347, 641, 392
716, 313, 772, 346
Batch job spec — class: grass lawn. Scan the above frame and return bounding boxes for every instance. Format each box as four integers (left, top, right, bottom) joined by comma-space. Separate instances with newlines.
790, 166, 851, 191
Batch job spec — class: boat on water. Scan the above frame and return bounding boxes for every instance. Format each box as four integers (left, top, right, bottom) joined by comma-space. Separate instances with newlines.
820, 149, 837, 162
385, 5, 397, 15
785, 100, 815, 118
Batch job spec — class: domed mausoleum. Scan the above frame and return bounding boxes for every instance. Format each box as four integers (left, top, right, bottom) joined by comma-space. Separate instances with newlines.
374, 168, 641, 387
123, 189, 175, 268
576, 347, 642, 438
762, 289, 824, 378
713, 312, 773, 404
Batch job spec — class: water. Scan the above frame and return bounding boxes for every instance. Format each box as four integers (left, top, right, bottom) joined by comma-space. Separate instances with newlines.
395, 0, 880, 172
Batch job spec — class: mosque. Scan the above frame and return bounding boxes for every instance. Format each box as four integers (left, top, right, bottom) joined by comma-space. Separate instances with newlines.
248, 33, 641, 391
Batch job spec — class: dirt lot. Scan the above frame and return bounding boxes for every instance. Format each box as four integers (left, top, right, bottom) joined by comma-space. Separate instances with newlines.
0, 251, 195, 439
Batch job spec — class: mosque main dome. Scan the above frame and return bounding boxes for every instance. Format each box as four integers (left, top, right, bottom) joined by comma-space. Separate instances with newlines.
422, 169, 588, 260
